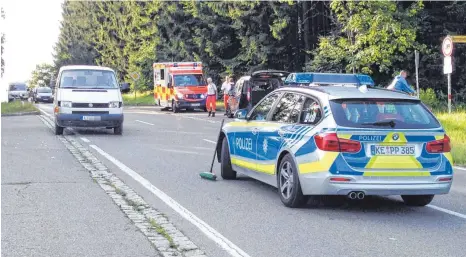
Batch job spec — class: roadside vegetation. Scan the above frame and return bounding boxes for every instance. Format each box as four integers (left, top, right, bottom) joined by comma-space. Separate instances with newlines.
435, 112, 466, 166
122, 92, 154, 106
1, 101, 38, 115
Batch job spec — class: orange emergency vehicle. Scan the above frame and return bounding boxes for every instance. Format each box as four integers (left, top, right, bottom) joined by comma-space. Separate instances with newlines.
153, 62, 208, 113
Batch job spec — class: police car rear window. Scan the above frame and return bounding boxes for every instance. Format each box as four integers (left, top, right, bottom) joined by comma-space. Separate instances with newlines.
329, 99, 441, 129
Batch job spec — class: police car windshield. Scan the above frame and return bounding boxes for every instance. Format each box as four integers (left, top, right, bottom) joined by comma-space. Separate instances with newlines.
329, 99, 441, 129
59, 70, 118, 89
173, 74, 205, 87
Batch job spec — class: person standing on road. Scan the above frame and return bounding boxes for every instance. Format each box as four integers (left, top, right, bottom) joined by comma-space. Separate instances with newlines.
206, 77, 217, 117
221, 76, 231, 115
387, 70, 416, 95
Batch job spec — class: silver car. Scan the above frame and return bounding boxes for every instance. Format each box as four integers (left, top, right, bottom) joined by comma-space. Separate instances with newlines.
8, 83, 29, 102
216, 86, 453, 208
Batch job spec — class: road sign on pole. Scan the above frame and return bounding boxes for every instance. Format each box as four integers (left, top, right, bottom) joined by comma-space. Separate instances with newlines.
442, 36, 453, 57
130, 72, 140, 82
415, 50, 420, 98
442, 36, 454, 114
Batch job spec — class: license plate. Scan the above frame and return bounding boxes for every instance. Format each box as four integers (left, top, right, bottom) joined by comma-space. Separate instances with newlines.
191, 103, 200, 107
82, 116, 101, 121
370, 145, 415, 156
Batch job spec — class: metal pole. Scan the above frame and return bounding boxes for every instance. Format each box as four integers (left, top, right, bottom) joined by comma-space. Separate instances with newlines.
415, 50, 420, 98
447, 73, 451, 113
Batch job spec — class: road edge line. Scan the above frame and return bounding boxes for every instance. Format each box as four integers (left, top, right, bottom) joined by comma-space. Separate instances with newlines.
90, 144, 252, 257
37, 114, 209, 257
427, 205, 466, 220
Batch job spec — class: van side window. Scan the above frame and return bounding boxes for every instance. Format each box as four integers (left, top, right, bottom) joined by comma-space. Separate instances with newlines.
160, 69, 165, 80
300, 98, 322, 125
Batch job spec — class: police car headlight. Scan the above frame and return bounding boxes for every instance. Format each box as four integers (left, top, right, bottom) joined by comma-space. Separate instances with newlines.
61, 101, 72, 108
176, 93, 184, 99
109, 101, 120, 108
200, 94, 205, 99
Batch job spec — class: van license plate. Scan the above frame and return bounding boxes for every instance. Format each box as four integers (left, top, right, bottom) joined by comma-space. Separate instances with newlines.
370, 145, 415, 156
191, 103, 200, 107
82, 116, 101, 121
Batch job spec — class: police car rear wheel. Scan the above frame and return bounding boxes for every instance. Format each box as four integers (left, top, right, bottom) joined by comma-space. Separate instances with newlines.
401, 195, 434, 206
278, 154, 307, 208
221, 137, 236, 179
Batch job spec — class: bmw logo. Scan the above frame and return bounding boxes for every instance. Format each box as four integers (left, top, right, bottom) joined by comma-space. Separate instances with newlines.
89, 103, 93, 107
392, 133, 399, 141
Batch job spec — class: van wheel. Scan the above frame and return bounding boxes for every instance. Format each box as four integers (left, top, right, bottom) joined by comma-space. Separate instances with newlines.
277, 154, 307, 208
114, 125, 123, 135
221, 137, 236, 180
401, 195, 434, 206
172, 101, 179, 113
55, 124, 64, 135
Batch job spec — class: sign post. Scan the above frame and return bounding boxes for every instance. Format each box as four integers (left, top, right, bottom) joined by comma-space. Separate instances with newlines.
415, 50, 420, 98
130, 71, 140, 99
442, 36, 453, 114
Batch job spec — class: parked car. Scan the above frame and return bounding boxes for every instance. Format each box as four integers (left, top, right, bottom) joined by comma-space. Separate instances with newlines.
32, 87, 54, 103
227, 70, 290, 117
7, 82, 29, 102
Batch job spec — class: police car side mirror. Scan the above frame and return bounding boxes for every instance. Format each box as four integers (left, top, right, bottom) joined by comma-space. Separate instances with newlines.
235, 109, 248, 120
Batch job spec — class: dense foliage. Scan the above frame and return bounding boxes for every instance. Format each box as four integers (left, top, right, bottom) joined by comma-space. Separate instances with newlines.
53, 0, 465, 101
1, 7, 5, 78
29, 63, 56, 88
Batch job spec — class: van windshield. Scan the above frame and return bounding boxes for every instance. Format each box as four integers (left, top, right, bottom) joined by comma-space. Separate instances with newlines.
59, 70, 118, 89
37, 87, 52, 93
9, 84, 27, 91
329, 99, 441, 129
173, 74, 205, 87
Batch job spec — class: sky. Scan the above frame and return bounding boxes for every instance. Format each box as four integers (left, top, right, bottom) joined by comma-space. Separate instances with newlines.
0, 0, 63, 101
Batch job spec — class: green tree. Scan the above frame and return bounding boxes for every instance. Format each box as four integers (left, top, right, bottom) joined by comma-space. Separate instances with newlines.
310, 1, 423, 77
29, 63, 56, 88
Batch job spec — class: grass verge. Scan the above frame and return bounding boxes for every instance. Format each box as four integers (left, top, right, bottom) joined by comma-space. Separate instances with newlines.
1, 101, 38, 115
149, 218, 177, 248
435, 111, 466, 166
122, 91, 154, 106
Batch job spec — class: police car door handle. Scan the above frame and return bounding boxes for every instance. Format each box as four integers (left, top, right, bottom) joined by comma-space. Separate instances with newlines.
252, 128, 258, 135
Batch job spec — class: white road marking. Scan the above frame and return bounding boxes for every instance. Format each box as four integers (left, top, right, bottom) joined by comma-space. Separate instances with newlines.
135, 120, 155, 126
80, 137, 90, 143
203, 139, 216, 144
89, 144, 251, 257
159, 149, 210, 155
38, 108, 53, 119
454, 166, 466, 171
427, 205, 466, 220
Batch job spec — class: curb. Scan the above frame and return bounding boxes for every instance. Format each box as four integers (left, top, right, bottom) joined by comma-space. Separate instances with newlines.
1, 111, 40, 117
37, 115, 208, 257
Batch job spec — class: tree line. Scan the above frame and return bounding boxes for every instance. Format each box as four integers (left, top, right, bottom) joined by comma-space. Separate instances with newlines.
53, 0, 466, 99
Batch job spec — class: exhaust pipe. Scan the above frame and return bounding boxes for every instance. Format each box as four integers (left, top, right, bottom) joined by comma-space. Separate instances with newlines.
348, 192, 357, 199
357, 192, 365, 200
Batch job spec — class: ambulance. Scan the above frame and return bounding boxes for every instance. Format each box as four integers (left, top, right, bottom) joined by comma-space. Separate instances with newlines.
153, 62, 208, 113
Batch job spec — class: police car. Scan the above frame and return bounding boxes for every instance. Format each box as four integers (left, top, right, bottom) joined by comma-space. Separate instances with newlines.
216, 85, 453, 208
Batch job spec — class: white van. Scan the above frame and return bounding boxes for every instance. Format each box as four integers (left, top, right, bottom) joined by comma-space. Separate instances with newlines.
53, 65, 124, 135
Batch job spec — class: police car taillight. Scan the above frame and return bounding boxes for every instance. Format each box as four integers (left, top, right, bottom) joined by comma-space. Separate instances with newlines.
426, 134, 451, 153
314, 133, 361, 153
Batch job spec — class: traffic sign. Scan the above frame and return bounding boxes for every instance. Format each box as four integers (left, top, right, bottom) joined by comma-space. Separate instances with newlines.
130, 72, 140, 81
442, 36, 453, 56
443, 56, 452, 74
451, 35, 466, 43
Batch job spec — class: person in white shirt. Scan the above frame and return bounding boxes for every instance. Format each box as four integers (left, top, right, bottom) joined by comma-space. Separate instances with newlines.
206, 77, 217, 117
221, 76, 234, 115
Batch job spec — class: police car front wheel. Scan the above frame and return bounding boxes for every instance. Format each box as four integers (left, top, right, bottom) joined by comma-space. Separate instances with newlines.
401, 195, 434, 207
277, 154, 307, 208
221, 137, 236, 180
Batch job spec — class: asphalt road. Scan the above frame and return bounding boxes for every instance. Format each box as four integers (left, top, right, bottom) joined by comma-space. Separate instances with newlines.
37, 103, 466, 257
1, 115, 158, 257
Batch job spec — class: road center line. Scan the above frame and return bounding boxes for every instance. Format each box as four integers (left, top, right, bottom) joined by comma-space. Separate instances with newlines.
203, 139, 216, 144
80, 137, 90, 143
427, 205, 466, 220
135, 120, 155, 126
89, 144, 251, 257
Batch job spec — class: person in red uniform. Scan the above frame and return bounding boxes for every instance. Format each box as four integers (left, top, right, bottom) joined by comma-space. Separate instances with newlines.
206, 78, 217, 117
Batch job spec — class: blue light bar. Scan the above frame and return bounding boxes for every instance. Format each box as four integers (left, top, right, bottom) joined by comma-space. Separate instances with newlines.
284, 72, 375, 86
